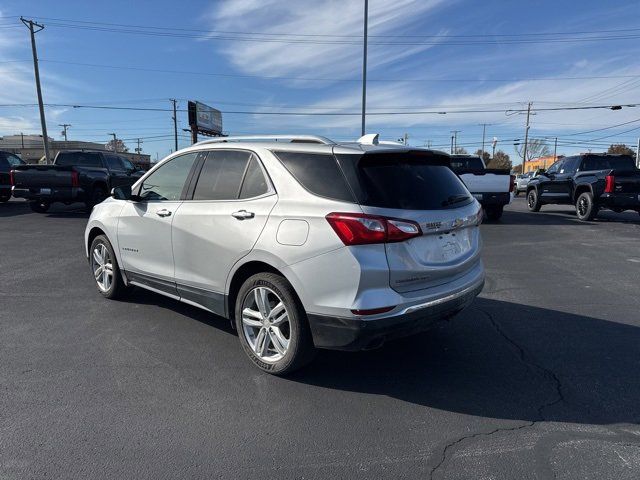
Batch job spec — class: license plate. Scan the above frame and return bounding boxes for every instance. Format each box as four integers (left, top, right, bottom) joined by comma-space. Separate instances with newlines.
40, 188, 51, 195
439, 237, 462, 261
473, 193, 483, 200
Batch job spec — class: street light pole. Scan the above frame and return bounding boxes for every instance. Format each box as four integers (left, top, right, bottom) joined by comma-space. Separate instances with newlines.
360, 0, 368, 137
21, 17, 51, 164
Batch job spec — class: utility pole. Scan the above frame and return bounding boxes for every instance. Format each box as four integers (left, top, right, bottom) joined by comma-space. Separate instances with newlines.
360, 0, 368, 136
20, 132, 25, 148
170, 99, 178, 152
636, 137, 640, 168
450, 130, 460, 153
21, 17, 51, 164
480, 123, 488, 157
450, 135, 454, 154
553, 137, 558, 161
59, 123, 71, 142
108, 133, 117, 152
135, 138, 143, 154
522, 102, 532, 173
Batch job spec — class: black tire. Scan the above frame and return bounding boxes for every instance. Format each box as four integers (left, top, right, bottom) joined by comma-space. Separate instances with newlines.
576, 192, 598, 221
235, 272, 316, 375
85, 185, 107, 212
485, 205, 503, 221
527, 189, 541, 212
29, 201, 50, 213
89, 234, 128, 299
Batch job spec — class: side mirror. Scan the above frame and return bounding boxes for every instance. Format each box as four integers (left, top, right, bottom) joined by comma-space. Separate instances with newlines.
111, 185, 139, 201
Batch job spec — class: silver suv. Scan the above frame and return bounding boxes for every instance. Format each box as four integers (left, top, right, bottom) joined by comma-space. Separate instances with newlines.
85, 135, 485, 374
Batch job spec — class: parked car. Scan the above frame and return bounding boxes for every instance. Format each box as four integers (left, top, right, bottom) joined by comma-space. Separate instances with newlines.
449, 155, 515, 220
0, 151, 25, 202
526, 153, 640, 220
85, 135, 485, 375
514, 172, 532, 196
11, 150, 144, 213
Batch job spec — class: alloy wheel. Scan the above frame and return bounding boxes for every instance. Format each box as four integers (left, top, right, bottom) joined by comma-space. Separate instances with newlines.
92, 243, 114, 292
241, 287, 291, 363
578, 197, 588, 216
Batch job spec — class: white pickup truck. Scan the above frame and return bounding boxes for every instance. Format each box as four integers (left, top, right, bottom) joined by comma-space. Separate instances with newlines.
450, 155, 514, 220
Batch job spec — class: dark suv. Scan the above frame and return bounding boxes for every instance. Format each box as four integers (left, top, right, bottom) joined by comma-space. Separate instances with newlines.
526, 154, 640, 220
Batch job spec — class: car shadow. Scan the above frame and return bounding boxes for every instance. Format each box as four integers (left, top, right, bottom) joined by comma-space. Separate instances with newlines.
288, 297, 640, 426
0, 200, 91, 218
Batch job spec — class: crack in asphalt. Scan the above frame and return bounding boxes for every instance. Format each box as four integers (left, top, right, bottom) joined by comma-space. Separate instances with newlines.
427, 307, 566, 480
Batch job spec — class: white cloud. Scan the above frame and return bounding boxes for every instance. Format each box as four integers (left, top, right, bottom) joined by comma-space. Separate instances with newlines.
208, 0, 448, 81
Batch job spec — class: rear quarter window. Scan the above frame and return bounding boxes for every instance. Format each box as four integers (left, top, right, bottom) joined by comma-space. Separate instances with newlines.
272, 151, 355, 203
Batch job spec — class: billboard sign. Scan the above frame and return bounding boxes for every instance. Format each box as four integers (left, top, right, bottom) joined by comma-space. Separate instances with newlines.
188, 101, 223, 136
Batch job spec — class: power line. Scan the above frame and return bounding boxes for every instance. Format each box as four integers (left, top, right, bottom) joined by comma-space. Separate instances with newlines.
37, 58, 640, 84
33, 20, 640, 46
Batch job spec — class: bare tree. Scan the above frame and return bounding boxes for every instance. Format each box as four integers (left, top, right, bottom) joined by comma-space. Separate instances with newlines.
474, 149, 491, 163
487, 150, 512, 170
106, 139, 129, 153
453, 146, 468, 154
515, 138, 550, 162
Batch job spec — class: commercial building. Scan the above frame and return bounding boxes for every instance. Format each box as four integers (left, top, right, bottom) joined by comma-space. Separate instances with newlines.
0, 134, 151, 169
524, 155, 562, 173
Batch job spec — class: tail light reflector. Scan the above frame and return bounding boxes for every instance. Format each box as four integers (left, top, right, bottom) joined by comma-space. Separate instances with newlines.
326, 212, 422, 246
9, 169, 15, 186
71, 170, 80, 187
351, 306, 396, 316
604, 174, 615, 193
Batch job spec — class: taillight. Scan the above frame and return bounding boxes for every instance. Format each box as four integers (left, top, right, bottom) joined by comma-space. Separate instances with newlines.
509, 175, 515, 193
9, 169, 15, 186
326, 212, 422, 246
71, 170, 80, 187
604, 174, 615, 193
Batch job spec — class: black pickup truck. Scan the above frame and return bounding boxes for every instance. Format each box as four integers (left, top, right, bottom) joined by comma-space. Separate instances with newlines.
11, 150, 144, 213
0, 151, 25, 202
526, 153, 640, 220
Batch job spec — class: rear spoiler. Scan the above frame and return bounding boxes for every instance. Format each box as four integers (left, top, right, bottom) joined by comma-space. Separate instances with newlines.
358, 149, 451, 167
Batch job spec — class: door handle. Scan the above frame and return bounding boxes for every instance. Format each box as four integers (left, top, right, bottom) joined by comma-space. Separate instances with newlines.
156, 208, 172, 217
231, 210, 255, 220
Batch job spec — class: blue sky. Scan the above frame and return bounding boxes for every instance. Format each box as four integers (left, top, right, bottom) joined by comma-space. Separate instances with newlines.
1, 0, 639, 163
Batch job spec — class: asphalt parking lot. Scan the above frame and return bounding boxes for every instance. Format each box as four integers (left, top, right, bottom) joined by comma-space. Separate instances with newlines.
1, 198, 640, 479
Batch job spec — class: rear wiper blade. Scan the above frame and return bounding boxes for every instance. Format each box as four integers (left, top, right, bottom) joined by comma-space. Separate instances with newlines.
441, 194, 470, 206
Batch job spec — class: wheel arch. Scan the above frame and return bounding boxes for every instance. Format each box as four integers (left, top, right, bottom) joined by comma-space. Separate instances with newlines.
225, 257, 305, 325
573, 184, 593, 202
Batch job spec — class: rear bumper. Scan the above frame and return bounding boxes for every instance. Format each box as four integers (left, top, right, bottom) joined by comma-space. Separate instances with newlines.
307, 274, 484, 351
475, 191, 511, 207
12, 186, 85, 203
598, 193, 640, 210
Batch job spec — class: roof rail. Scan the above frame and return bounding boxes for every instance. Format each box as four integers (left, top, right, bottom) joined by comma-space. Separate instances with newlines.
195, 135, 335, 146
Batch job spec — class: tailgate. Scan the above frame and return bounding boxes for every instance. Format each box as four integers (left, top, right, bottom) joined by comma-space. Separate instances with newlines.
361, 203, 482, 294
12, 166, 74, 189
458, 171, 510, 194
612, 170, 640, 193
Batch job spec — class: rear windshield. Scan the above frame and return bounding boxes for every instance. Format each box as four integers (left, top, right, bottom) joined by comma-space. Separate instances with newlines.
450, 156, 484, 170
581, 155, 635, 171
338, 152, 473, 210
56, 152, 103, 167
